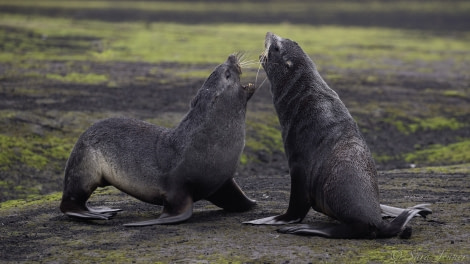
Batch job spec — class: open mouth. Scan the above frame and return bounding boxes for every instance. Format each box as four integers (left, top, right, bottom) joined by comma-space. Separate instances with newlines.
259, 47, 269, 65
259, 53, 268, 64
243, 83, 256, 93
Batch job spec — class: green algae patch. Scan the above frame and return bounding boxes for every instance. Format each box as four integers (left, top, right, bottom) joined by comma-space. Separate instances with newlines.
404, 139, 470, 166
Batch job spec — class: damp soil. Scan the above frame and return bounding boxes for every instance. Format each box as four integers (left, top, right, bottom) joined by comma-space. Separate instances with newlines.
0, 169, 469, 263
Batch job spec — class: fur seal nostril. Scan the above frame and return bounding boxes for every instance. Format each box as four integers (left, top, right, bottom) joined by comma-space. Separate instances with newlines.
60, 55, 258, 226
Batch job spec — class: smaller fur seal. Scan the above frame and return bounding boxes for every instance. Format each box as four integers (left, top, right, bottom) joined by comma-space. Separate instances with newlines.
244, 32, 431, 239
60, 54, 257, 226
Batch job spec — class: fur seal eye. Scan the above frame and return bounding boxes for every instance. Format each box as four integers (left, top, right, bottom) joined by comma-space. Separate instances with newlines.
274, 46, 280, 52
225, 70, 231, 79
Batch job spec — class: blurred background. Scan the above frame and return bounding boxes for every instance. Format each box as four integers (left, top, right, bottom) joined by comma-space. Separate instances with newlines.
1, 0, 469, 202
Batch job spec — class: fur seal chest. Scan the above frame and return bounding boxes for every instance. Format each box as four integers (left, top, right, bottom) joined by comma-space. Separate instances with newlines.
60, 54, 257, 226
244, 33, 431, 238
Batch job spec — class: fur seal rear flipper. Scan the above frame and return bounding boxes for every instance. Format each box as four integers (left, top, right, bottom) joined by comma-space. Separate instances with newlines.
60, 54, 257, 226
243, 32, 431, 239
380, 204, 432, 218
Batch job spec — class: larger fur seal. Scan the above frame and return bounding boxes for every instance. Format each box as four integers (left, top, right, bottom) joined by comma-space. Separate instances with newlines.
244, 33, 431, 238
60, 54, 257, 226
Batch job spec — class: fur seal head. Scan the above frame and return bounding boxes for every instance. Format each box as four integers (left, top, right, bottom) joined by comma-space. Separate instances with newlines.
191, 54, 256, 113
260, 32, 316, 89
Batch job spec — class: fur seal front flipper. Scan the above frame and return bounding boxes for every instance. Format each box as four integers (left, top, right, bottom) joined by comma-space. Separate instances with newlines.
60, 54, 257, 226
244, 32, 431, 239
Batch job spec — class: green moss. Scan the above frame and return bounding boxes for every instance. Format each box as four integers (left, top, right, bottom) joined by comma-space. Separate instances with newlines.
325, 73, 343, 82
443, 90, 467, 99
1, 10, 469, 68
404, 139, 470, 165
355, 246, 412, 263
175, 71, 212, 79
196, 253, 245, 263
337, 244, 468, 264
239, 153, 248, 166
388, 163, 470, 174
0, 192, 62, 210
383, 116, 466, 135
372, 153, 395, 164
413, 117, 464, 132
245, 113, 283, 154
46, 73, 108, 85
3, 0, 470, 15
145, 113, 184, 128
0, 134, 73, 170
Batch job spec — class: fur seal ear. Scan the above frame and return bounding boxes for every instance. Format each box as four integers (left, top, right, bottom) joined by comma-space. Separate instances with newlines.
190, 93, 200, 108
283, 55, 293, 68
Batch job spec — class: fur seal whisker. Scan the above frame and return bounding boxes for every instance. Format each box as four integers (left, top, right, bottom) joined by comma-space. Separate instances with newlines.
254, 54, 266, 89
257, 76, 268, 89
239, 60, 259, 67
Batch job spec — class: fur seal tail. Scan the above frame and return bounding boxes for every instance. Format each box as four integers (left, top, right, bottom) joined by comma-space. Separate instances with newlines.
278, 208, 426, 239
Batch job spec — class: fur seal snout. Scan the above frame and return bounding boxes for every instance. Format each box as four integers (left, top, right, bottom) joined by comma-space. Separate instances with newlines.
244, 32, 431, 239
60, 54, 257, 226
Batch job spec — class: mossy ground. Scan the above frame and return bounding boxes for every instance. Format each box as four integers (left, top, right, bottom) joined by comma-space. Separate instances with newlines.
1, 165, 468, 263
0, 0, 469, 262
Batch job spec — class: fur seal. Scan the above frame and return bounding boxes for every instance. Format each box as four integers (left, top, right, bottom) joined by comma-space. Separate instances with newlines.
60, 54, 257, 226
244, 32, 431, 238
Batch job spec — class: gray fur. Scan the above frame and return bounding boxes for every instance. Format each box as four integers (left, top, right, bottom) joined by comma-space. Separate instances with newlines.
244, 33, 431, 238
60, 55, 257, 226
